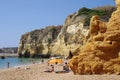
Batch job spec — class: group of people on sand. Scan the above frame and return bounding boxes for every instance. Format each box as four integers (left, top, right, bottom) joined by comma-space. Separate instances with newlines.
45, 62, 70, 73
45, 64, 54, 72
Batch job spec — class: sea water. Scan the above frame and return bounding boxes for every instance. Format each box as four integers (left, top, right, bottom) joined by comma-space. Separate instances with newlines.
0, 57, 43, 69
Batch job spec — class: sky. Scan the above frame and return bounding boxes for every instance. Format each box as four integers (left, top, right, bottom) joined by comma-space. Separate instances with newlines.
0, 0, 115, 48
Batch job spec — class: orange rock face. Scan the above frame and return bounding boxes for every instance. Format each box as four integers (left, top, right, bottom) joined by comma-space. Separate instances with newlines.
69, 0, 120, 75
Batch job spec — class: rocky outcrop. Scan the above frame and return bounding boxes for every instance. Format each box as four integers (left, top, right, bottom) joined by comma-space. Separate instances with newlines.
18, 26, 62, 58
69, 0, 120, 75
50, 13, 89, 57
18, 6, 115, 58
50, 6, 116, 57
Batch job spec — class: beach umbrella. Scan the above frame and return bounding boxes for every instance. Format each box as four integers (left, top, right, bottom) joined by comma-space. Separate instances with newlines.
48, 58, 63, 64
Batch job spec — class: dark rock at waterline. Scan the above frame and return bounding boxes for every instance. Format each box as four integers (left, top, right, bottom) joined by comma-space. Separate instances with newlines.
0, 56, 5, 59
18, 52, 51, 58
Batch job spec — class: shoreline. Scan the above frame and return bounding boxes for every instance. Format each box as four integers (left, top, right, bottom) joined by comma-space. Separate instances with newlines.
0, 57, 45, 69
0, 61, 120, 80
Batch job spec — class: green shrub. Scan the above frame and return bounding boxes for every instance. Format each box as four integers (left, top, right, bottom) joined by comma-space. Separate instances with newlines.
77, 7, 107, 26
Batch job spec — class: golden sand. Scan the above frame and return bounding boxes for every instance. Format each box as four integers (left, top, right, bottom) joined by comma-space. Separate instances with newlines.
0, 62, 120, 80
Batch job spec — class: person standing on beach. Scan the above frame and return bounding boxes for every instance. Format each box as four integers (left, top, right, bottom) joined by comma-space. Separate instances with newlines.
7, 62, 10, 68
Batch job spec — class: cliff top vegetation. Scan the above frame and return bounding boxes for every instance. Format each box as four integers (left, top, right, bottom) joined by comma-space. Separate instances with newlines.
77, 6, 116, 26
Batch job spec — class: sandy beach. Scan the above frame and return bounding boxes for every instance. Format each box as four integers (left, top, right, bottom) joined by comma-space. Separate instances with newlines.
0, 61, 120, 80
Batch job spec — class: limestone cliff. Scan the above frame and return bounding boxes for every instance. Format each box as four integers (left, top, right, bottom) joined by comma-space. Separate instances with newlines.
50, 12, 89, 57
69, 0, 120, 75
18, 26, 62, 58
18, 6, 115, 58
50, 6, 116, 57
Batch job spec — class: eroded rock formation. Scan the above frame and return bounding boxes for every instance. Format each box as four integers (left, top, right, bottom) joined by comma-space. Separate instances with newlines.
49, 6, 115, 57
50, 12, 89, 57
18, 26, 62, 58
18, 6, 115, 58
69, 0, 120, 75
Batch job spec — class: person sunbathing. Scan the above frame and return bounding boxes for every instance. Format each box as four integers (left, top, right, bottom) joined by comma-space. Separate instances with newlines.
55, 62, 70, 73
63, 62, 69, 72
44, 65, 54, 72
